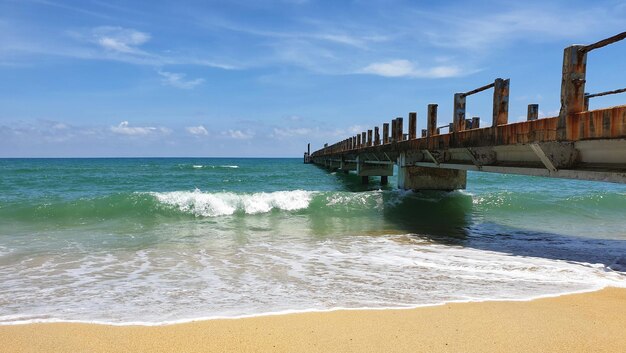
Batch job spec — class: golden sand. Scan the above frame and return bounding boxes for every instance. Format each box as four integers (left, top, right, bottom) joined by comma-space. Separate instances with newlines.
1, 287, 625, 353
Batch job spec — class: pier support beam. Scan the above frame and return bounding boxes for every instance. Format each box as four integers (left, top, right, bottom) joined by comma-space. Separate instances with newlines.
340, 159, 357, 172
558, 45, 587, 140
427, 104, 438, 137
356, 156, 394, 179
380, 175, 388, 185
527, 104, 539, 121
398, 166, 467, 191
409, 112, 417, 140
453, 94, 466, 132
397, 152, 466, 190
383, 123, 389, 144
493, 78, 510, 127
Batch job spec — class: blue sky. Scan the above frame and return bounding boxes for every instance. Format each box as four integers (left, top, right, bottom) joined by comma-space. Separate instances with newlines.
1, 0, 625, 157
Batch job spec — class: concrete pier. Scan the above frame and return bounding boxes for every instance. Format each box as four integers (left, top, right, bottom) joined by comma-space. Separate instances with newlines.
307, 32, 626, 189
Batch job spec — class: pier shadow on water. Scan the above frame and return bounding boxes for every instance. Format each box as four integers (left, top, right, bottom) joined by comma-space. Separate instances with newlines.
324, 169, 626, 271
391, 193, 626, 271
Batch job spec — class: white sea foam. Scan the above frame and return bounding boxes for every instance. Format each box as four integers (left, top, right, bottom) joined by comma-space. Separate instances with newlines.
0, 231, 624, 326
150, 190, 314, 216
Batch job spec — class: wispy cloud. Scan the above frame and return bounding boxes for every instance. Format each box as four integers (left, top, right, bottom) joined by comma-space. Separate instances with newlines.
418, 5, 624, 51
110, 121, 170, 136
157, 70, 205, 89
224, 129, 254, 140
186, 125, 209, 136
272, 127, 311, 138
92, 26, 150, 54
360, 59, 463, 78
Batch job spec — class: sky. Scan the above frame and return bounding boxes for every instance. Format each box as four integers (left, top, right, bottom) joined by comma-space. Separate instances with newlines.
1, 0, 625, 157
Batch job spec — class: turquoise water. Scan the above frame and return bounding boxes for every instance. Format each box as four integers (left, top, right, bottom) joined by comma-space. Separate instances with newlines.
0, 158, 625, 324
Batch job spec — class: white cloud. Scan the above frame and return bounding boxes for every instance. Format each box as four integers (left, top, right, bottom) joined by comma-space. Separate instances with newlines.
225, 129, 254, 139
110, 121, 170, 136
157, 70, 205, 89
361, 60, 463, 78
92, 26, 150, 54
186, 125, 209, 136
272, 127, 312, 138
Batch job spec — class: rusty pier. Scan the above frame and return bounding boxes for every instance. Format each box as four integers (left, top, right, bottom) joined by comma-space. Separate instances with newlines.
307, 32, 626, 190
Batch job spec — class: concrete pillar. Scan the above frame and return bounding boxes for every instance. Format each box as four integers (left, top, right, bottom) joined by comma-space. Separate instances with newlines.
367, 130, 372, 146
391, 119, 397, 143
361, 132, 367, 147
453, 93, 466, 132
356, 134, 361, 148
383, 123, 389, 144
492, 78, 510, 126
374, 127, 380, 145
471, 117, 480, 129
421, 129, 427, 137
558, 45, 587, 140
398, 166, 465, 190
427, 104, 438, 137
340, 159, 357, 172
408, 112, 417, 140
527, 104, 539, 121
396, 117, 403, 141
356, 156, 393, 179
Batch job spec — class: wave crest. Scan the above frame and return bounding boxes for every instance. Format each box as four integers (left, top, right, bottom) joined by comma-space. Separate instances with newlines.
150, 190, 314, 217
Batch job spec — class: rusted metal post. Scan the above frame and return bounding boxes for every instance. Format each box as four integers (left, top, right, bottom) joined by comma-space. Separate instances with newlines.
421, 129, 427, 137
382, 123, 389, 144
367, 130, 372, 146
374, 127, 380, 145
453, 93, 466, 132
471, 117, 480, 129
527, 104, 539, 121
465, 119, 472, 129
391, 119, 397, 143
361, 132, 367, 147
356, 134, 361, 148
408, 112, 417, 139
558, 45, 587, 140
492, 78, 510, 126
427, 104, 438, 137
396, 117, 403, 141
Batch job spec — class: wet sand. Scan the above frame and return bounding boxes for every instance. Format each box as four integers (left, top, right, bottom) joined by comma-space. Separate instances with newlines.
1, 287, 625, 353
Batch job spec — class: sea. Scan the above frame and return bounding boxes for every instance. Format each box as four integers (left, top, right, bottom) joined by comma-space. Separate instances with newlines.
0, 158, 625, 325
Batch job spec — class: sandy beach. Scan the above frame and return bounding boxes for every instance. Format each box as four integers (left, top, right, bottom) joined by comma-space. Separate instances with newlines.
1, 287, 624, 353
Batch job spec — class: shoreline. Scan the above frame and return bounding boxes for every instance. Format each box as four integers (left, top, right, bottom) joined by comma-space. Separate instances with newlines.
1, 287, 625, 353
0, 285, 617, 327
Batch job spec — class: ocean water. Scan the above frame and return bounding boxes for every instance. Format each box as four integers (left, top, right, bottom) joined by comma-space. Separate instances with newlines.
0, 158, 625, 325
